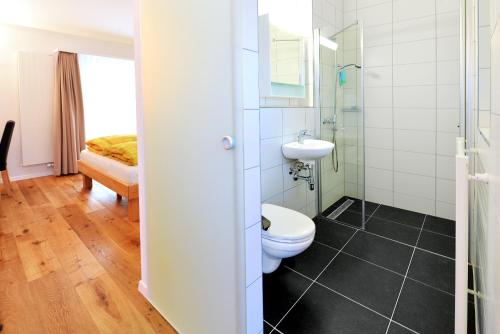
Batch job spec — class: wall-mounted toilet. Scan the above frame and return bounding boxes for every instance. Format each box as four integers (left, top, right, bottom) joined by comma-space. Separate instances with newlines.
261, 204, 316, 274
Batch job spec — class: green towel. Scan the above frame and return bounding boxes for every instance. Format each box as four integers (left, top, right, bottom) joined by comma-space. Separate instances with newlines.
339, 70, 347, 87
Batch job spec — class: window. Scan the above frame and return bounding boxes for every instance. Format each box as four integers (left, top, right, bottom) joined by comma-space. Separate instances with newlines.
79, 54, 137, 140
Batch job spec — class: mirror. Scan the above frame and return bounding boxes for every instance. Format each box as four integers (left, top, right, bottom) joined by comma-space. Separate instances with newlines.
258, 0, 312, 104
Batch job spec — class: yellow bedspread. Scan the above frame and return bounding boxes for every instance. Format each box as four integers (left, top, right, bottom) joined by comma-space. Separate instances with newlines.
85, 135, 138, 166
107, 141, 138, 166
86, 135, 137, 155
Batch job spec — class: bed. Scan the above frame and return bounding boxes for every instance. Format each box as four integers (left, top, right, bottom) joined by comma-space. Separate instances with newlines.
78, 149, 139, 222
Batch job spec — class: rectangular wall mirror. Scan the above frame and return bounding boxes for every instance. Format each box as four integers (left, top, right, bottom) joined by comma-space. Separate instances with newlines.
258, 0, 313, 106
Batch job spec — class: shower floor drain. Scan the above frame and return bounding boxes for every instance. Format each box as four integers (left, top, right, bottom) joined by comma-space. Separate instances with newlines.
327, 199, 354, 220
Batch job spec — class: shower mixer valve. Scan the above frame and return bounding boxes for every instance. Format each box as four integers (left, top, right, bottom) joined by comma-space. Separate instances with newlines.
289, 161, 315, 191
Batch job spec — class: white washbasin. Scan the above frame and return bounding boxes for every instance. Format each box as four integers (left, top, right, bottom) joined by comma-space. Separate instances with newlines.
282, 139, 334, 161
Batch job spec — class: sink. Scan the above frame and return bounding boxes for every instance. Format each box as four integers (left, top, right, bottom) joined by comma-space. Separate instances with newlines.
282, 139, 334, 162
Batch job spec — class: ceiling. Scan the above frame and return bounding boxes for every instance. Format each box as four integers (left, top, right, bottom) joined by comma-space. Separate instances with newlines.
0, 0, 133, 43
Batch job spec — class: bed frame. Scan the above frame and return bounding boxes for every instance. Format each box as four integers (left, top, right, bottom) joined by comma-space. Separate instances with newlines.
78, 160, 139, 222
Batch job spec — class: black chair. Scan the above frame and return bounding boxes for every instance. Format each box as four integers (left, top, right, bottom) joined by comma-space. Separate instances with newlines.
0, 121, 15, 195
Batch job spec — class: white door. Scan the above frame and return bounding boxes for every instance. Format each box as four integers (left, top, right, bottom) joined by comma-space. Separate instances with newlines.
135, 1, 244, 333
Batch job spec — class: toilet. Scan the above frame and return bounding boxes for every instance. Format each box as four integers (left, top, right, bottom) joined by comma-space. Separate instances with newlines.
261, 204, 316, 274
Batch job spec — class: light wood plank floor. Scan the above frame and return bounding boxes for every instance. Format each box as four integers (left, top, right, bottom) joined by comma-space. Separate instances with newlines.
0, 174, 177, 334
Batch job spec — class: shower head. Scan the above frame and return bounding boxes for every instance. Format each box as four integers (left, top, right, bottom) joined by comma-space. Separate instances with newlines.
338, 63, 361, 70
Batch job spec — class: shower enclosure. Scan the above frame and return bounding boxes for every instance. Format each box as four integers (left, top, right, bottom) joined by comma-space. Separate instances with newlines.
315, 22, 366, 228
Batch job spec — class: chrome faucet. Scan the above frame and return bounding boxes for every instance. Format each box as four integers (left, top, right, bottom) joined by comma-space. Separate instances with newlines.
298, 130, 312, 144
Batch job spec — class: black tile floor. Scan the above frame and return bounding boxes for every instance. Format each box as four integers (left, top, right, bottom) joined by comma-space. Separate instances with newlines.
263, 199, 462, 334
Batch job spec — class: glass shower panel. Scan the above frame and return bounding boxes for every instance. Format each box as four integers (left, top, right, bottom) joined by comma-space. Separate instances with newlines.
317, 23, 365, 227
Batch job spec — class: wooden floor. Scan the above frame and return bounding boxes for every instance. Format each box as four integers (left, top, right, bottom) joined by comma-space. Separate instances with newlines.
0, 174, 177, 334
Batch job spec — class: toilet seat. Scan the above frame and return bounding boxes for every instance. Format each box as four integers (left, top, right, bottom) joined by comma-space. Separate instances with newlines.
262, 204, 315, 243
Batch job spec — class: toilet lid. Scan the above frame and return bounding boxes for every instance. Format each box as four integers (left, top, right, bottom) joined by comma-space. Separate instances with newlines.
261, 204, 315, 242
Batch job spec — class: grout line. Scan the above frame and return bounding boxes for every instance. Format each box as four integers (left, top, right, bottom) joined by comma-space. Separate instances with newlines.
316, 281, 393, 321
313, 240, 455, 297
265, 319, 284, 334
389, 320, 421, 334
384, 215, 427, 334
272, 230, 359, 330
405, 276, 455, 297
322, 215, 456, 261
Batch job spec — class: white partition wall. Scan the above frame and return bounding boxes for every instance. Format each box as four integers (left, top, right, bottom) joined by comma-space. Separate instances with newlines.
135, 0, 262, 333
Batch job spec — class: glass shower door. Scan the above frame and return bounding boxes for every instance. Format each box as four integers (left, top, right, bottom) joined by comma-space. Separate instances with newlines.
316, 22, 365, 228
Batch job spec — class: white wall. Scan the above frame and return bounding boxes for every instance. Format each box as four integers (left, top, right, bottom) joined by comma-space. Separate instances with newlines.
0, 24, 133, 180
344, 0, 461, 219
260, 0, 344, 217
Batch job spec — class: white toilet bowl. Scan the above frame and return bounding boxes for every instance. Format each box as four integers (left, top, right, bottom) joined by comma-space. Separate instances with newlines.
261, 204, 316, 274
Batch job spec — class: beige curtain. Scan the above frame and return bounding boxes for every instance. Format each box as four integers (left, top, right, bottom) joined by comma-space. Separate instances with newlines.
52, 52, 85, 176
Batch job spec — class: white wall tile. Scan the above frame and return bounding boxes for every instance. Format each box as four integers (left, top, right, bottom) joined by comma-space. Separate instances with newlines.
260, 108, 282, 139
366, 167, 394, 190
365, 45, 393, 67
366, 147, 394, 170
437, 85, 460, 109
365, 107, 393, 128
283, 108, 306, 135
394, 16, 436, 43
306, 108, 316, 134
245, 167, 262, 227
437, 131, 457, 156
284, 183, 308, 211
394, 108, 436, 131
437, 12, 460, 37
357, 2, 393, 27
436, 178, 455, 203
246, 277, 263, 334
437, 61, 460, 85
437, 108, 460, 132
394, 151, 436, 176
365, 66, 393, 87
260, 137, 283, 169
365, 86, 392, 107
394, 39, 436, 64
357, 0, 392, 10
394, 129, 436, 154
436, 0, 460, 14
365, 127, 393, 149
366, 186, 394, 206
394, 62, 437, 86
243, 50, 259, 109
344, 0, 356, 12
263, 192, 284, 206
242, 0, 258, 52
436, 201, 455, 220
437, 36, 460, 61
394, 0, 435, 22
244, 109, 261, 169
395, 172, 436, 199
394, 86, 436, 109
245, 222, 262, 286
479, 69, 491, 110
437, 155, 455, 180
394, 192, 436, 215
364, 24, 393, 47
261, 165, 283, 200
479, 27, 491, 68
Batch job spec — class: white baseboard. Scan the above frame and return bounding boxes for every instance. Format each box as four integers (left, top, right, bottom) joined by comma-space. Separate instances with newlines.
138, 280, 150, 299
10, 170, 53, 182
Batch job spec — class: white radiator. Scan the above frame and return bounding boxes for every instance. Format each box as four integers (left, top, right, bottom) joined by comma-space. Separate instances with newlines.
455, 137, 468, 334
18, 52, 55, 166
